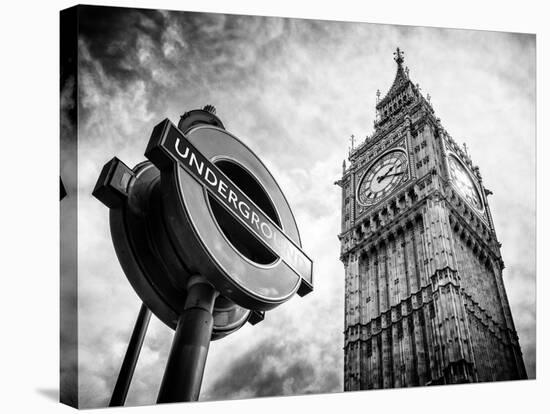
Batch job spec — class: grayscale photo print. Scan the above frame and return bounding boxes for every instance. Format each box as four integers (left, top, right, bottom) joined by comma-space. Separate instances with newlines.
60, 4, 535, 409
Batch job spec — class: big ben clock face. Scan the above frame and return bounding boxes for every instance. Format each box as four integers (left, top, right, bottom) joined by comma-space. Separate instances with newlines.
448, 155, 484, 213
357, 149, 409, 206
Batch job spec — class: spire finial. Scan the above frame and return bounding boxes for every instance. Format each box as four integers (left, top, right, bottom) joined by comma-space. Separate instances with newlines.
393, 47, 404, 66
376, 89, 381, 103
405, 66, 410, 78
350, 134, 355, 150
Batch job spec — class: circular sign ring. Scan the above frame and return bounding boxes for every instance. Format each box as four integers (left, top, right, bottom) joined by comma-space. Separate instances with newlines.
159, 125, 305, 311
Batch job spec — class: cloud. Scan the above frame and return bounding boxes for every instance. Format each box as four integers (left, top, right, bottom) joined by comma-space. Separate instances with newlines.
71, 5, 536, 408
204, 340, 321, 400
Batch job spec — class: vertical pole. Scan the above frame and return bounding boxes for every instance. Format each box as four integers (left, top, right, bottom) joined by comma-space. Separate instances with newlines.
157, 276, 218, 403
109, 303, 151, 407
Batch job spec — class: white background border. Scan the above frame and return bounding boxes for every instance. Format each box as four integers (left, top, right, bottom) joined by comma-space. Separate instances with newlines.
0, 0, 545, 412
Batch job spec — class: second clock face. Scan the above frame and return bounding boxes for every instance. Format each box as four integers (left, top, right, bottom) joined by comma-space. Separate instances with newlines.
357, 150, 408, 206
448, 155, 484, 213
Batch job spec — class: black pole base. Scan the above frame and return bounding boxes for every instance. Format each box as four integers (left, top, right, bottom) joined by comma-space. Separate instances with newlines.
109, 303, 152, 407
157, 276, 218, 404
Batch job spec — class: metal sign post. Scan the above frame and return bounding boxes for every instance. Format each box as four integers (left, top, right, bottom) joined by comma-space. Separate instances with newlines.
109, 304, 151, 406
157, 276, 218, 403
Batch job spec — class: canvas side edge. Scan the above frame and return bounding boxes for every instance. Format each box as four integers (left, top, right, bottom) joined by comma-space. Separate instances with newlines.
60, 5, 79, 409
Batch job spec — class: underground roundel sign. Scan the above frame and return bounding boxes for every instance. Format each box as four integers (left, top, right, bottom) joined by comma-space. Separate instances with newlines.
145, 119, 313, 311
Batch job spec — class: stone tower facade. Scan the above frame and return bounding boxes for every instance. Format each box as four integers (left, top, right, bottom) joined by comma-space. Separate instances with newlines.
338, 48, 527, 390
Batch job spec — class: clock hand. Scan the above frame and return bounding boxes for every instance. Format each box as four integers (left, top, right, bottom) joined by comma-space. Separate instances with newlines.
376, 171, 403, 183
374, 165, 393, 182
384, 172, 404, 178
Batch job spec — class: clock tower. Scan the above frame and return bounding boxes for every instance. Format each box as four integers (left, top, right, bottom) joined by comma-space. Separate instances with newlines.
338, 48, 527, 390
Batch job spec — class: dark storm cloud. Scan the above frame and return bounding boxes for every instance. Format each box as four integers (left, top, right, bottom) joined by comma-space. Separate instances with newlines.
78, 6, 165, 84
77, 6, 296, 124
204, 337, 339, 400
207, 341, 314, 399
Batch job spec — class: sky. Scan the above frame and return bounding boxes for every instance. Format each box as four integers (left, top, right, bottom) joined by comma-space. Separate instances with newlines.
69, 5, 536, 408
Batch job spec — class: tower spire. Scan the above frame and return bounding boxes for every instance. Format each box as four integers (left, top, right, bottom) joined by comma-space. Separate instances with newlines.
375, 47, 413, 125
393, 47, 404, 66
377, 48, 409, 107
